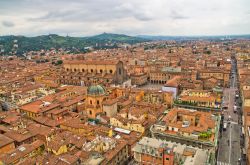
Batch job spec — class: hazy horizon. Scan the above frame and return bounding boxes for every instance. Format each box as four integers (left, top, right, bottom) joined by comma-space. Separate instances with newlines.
1, 32, 250, 38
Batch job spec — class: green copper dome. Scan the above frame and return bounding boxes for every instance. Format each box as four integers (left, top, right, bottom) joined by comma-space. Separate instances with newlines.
87, 85, 106, 96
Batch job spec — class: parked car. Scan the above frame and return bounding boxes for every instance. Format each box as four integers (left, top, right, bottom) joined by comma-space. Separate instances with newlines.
234, 106, 237, 113
223, 107, 228, 110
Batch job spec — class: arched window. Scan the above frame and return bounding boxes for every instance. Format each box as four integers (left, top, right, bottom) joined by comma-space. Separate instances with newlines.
66, 68, 69, 71
89, 110, 92, 115
119, 68, 122, 75
97, 100, 100, 105
74, 68, 77, 72
91, 69, 93, 73
100, 69, 103, 73
90, 100, 92, 104
109, 70, 113, 74
82, 69, 85, 72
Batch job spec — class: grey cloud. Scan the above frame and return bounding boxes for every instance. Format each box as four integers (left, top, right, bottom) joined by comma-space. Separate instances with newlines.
134, 14, 153, 21
113, 2, 154, 21
29, 10, 121, 22
29, 10, 77, 21
1, 0, 250, 36
132, 11, 154, 21
2, 21, 15, 27
170, 10, 188, 20
28, 1, 154, 23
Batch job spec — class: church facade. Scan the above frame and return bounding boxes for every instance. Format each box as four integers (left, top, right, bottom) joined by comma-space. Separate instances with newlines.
57, 60, 127, 86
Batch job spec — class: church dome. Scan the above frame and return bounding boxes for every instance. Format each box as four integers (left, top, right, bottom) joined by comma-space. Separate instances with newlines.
87, 85, 106, 96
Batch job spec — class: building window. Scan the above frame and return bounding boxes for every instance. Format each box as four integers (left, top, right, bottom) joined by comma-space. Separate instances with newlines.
100, 69, 103, 73
166, 158, 169, 161
82, 69, 85, 72
90, 100, 92, 104
110, 70, 113, 74
97, 100, 99, 105
89, 110, 92, 115
66, 68, 69, 71
119, 68, 122, 75
74, 68, 77, 72
91, 69, 93, 73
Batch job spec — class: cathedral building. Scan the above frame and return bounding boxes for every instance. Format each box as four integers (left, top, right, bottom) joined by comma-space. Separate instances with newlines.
84, 82, 119, 119
85, 84, 107, 119
57, 60, 127, 86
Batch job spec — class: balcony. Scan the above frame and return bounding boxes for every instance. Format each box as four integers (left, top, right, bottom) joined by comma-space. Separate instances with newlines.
174, 100, 221, 111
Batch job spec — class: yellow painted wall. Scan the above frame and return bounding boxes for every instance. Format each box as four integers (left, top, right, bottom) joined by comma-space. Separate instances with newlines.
110, 118, 145, 133
49, 145, 67, 155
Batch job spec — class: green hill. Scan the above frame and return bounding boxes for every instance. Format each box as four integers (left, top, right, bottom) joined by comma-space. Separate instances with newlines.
0, 33, 149, 56
86, 33, 147, 43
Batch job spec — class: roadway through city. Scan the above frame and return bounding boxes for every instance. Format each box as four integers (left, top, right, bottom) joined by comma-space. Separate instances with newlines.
217, 58, 243, 165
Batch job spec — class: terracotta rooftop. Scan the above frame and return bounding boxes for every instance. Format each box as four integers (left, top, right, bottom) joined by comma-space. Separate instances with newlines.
0, 134, 14, 148
4, 129, 35, 143
103, 139, 127, 163
64, 60, 120, 65
163, 108, 216, 134
0, 140, 44, 164
165, 76, 181, 87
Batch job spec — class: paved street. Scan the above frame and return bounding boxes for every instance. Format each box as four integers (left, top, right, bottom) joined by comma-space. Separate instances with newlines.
217, 58, 243, 165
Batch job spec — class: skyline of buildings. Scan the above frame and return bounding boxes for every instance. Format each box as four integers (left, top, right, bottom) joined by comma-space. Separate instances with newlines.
0, 39, 249, 164
0, 1, 250, 164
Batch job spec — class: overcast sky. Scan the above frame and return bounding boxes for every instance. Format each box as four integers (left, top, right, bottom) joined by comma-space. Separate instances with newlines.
1, 0, 250, 36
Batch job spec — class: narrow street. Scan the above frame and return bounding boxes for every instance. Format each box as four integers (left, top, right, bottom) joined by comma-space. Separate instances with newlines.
217, 58, 243, 165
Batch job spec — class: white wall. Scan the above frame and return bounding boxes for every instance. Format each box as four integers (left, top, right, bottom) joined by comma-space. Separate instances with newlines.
162, 86, 177, 98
